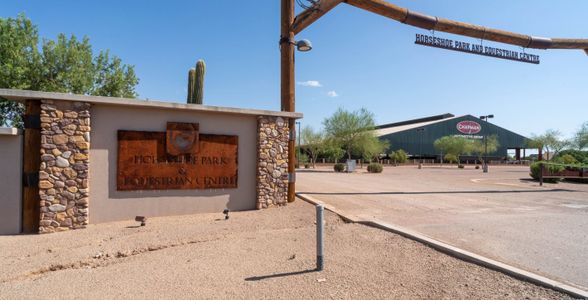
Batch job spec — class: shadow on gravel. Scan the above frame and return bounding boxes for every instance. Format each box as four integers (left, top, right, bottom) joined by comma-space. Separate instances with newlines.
521, 178, 588, 186
296, 169, 335, 173
301, 189, 576, 196
245, 269, 318, 281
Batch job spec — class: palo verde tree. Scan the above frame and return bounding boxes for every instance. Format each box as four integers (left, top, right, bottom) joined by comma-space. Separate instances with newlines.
300, 125, 325, 168
0, 14, 139, 127
322, 138, 345, 163
470, 135, 500, 164
529, 129, 570, 160
357, 134, 389, 163
574, 121, 588, 150
322, 107, 377, 159
433, 136, 471, 164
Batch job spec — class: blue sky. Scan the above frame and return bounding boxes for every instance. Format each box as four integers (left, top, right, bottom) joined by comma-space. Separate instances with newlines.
3, 0, 587, 138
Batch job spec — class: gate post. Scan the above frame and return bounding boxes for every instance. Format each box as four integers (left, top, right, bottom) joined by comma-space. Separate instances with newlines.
22, 100, 41, 233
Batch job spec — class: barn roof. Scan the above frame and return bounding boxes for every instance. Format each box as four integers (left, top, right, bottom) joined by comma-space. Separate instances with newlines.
375, 113, 459, 137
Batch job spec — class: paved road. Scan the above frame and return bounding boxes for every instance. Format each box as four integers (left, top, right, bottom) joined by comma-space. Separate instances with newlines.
297, 165, 588, 290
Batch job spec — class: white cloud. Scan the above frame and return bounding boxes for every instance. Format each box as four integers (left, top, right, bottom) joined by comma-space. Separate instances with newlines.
327, 90, 339, 98
297, 80, 322, 87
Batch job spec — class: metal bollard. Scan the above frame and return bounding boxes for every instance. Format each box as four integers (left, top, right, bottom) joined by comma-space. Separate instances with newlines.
316, 204, 324, 271
539, 163, 544, 186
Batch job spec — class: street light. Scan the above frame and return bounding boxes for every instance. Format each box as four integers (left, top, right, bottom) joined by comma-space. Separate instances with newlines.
416, 127, 425, 169
479, 114, 494, 173
280, 38, 313, 52
296, 39, 312, 52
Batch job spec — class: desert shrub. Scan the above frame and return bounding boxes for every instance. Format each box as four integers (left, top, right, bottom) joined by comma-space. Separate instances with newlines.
530, 162, 564, 183
458, 164, 465, 169
391, 149, 408, 164
475, 165, 480, 169
367, 163, 383, 173
529, 162, 541, 180
334, 163, 345, 172
556, 150, 588, 164
556, 154, 578, 165
304, 163, 310, 169
296, 152, 310, 169
298, 153, 309, 164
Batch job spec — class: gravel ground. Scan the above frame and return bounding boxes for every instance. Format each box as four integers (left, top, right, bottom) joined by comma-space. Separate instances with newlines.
297, 165, 588, 290
0, 200, 571, 299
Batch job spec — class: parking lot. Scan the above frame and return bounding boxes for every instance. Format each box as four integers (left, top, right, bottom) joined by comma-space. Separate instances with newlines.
297, 165, 588, 290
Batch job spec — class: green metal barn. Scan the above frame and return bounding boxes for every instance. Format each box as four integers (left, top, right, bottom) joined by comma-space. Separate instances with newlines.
376, 114, 530, 161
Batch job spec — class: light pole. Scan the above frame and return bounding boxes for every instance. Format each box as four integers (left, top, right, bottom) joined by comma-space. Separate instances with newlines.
416, 127, 425, 169
479, 115, 494, 173
280, 0, 313, 202
296, 121, 301, 168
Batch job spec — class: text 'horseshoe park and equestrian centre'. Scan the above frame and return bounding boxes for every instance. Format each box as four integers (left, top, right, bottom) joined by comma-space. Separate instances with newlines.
117, 123, 239, 191
415, 34, 540, 64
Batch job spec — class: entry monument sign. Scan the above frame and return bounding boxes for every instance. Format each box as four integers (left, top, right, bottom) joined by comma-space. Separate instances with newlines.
415, 34, 541, 64
117, 122, 238, 191
0, 89, 301, 234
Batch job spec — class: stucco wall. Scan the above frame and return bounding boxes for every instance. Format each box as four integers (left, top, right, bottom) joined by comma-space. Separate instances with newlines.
90, 104, 257, 223
0, 133, 22, 234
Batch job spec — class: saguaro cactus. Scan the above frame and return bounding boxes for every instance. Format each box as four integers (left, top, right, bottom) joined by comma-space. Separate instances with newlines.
187, 68, 195, 103
186, 59, 206, 104
193, 59, 206, 104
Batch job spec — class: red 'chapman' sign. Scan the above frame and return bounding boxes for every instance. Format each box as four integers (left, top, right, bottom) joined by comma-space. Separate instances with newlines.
456, 121, 481, 134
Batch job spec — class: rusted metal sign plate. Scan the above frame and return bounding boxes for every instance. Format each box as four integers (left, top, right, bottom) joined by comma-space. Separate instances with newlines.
117, 125, 238, 191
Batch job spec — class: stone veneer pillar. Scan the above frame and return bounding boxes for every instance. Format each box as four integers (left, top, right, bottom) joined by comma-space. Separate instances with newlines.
38, 100, 90, 233
256, 116, 289, 208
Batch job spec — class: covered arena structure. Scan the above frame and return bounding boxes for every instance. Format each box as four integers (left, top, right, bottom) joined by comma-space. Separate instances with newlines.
376, 113, 531, 162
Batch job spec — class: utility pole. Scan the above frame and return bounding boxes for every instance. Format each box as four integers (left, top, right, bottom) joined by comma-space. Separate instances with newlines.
281, 0, 296, 202
484, 117, 489, 172
417, 127, 425, 169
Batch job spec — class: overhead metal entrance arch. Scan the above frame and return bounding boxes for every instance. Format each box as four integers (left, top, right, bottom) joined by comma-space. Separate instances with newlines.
281, 0, 588, 202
